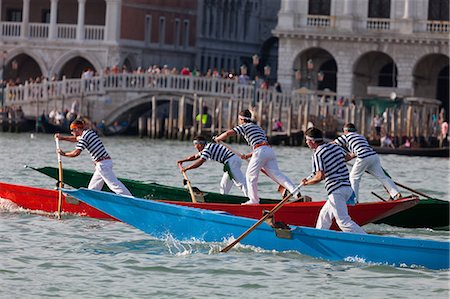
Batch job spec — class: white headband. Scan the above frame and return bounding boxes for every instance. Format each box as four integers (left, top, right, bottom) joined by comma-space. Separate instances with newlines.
306, 136, 323, 142
239, 115, 252, 121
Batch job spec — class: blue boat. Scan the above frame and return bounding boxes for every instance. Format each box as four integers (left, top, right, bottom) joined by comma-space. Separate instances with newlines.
63, 188, 450, 270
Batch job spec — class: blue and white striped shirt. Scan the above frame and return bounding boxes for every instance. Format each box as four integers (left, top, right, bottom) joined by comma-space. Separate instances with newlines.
334, 132, 376, 159
312, 143, 351, 195
75, 129, 109, 161
232, 122, 268, 147
199, 143, 234, 164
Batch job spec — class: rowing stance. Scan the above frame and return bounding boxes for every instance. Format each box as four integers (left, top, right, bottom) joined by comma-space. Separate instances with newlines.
177, 136, 248, 196
54, 120, 132, 196
302, 127, 366, 234
333, 123, 401, 202
214, 109, 299, 205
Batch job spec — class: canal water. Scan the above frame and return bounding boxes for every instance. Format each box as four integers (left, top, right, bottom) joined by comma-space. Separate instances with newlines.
0, 132, 449, 298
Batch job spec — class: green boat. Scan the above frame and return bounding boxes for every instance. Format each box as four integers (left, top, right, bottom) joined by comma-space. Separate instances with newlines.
28, 166, 449, 229
26, 166, 280, 204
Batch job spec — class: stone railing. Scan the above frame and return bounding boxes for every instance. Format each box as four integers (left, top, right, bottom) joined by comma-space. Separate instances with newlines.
426, 20, 450, 33
307, 15, 333, 28
0, 21, 105, 41
366, 18, 391, 31
5, 74, 291, 105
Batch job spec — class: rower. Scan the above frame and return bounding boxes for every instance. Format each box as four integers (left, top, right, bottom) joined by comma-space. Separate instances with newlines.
177, 135, 248, 197
332, 123, 401, 202
214, 109, 299, 205
55, 120, 132, 196
301, 127, 366, 234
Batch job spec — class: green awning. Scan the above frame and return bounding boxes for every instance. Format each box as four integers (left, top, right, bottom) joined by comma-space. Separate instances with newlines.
361, 97, 402, 115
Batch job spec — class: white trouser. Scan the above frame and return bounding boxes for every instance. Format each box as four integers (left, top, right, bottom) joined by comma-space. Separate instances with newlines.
350, 154, 400, 201
246, 146, 296, 203
220, 155, 248, 196
88, 159, 132, 196
316, 186, 366, 234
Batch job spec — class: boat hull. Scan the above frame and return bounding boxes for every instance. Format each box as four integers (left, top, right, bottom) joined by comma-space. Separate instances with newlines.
0, 182, 417, 229
373, 146, 449, 157
63, 188, 450, 270
0, 182, 114, 219
29, 166, 449, 229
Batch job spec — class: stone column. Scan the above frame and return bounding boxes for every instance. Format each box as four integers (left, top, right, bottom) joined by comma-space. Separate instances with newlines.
21, 0, 30, 38
48, 0, 59, 40
76, 0, 86, 41
105, 0, 121, 42
397, 0, 413, 34
403, 0, 410, 19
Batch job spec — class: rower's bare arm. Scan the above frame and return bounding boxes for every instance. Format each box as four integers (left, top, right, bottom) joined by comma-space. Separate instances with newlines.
177, 154, 199, 164
302, 171, 325, 186
54, 133, 78, 143
183, 158, 205, 171
58, 148, 81, 158
215, 130, 236, 142
344, 153, 355, 161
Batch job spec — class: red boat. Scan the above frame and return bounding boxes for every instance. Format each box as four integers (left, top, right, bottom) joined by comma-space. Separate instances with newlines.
0, 181, 419, 230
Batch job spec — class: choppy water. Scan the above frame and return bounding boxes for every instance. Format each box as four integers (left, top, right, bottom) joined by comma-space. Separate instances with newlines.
0, 132, 449, 298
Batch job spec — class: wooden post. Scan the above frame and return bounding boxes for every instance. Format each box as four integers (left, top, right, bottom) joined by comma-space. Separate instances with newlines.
211, 98, 217, 135
151, 96, 157, 139
267, 101, 273, 137
138, 116, 145, 138
287, 103, 292, 136
361, 106, 366, 137
198, 97, 203, 135
147, 117, 151, 138
406, 105, 412, 137
168, 97, 174, 139
227, 99, 233, 131
192, 94, 197, 137
297, 102, 303, 132
178, 95, 185, 139
303, 100, 309, 132
218, 99, 223, 135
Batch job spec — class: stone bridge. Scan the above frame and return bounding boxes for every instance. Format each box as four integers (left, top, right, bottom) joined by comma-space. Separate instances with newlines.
4, 74, 441, 142
4, 74, 312, 135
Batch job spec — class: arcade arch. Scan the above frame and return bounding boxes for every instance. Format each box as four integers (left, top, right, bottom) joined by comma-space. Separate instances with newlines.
353, 51, 398, 97
292, 48, 337, 92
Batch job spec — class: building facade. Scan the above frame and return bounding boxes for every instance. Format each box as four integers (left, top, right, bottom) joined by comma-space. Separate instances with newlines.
274, 0, 449, 115
0, 0, 280, 84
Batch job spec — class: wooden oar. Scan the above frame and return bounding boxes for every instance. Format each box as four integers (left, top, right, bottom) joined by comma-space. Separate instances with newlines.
380, 167, 435, 199
216, 140, 285, 195
178, 164, 198, 203
221, 178, 309, 253
55, 138, 64, 219
371, 191, 387, 202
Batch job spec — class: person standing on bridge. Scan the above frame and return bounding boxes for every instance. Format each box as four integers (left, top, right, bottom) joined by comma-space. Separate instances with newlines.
177, 135, 248, 197
55, 119, 132, 196
214, 109, 299, 205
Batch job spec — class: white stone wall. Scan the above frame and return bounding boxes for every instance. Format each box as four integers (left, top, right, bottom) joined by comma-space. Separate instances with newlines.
275, 0, 449, 99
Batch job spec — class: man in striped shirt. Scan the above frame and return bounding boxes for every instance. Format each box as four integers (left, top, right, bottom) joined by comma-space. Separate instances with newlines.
55, 120, 132, 196
177, 136, 248, 196
302, 127, 365, 234
333, 123, 401, 202
214, 109, 298, 205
